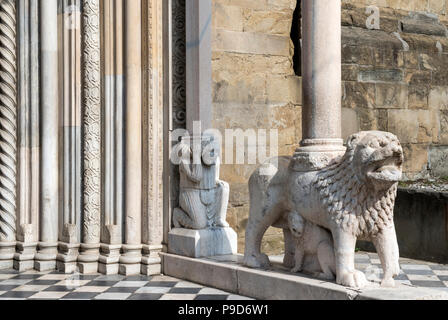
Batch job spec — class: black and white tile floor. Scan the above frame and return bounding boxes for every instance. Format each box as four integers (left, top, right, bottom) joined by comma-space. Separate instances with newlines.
0, 252, 447, 300
355, 252, 448, 292
0, 272, 253, 300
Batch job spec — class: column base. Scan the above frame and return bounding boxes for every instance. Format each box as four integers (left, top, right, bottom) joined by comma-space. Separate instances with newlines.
119, 263, 141, 276
290, 139, 346, 172
168, 227, 237, 258
34, 242, 58, 272
98, 243, 121, 275
57, 242, 80, 274
78, 243, 100, 274
34, 260, 57, 272
141, 245, 162, 275
14, 242, 38, 272
14, 260, 34, 272
77, 262, 98, 274
98, 262, 119, 275
119, 244, 142, 276
0, 241, 15, 270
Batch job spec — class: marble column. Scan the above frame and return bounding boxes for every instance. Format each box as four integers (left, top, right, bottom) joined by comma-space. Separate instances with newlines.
14, 0, 40, 272
120, 0, 142, 276
78, 0, 102, 274
56, 0, 82, 273
162, 0, 173, 251
291, 0, 345, 171
185, 0, 212, 133
141, 0, 164, 276
36, 0, 59, 272
99, 0, 124, 275
0, 0, 17, 270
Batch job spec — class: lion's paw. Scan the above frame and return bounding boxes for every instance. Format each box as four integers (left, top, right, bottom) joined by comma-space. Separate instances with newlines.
283, 253, 295, 269
337, 270, 368, 289
244, 253, 271, 269
291, 266, 302, 273
381, 277, 396, 288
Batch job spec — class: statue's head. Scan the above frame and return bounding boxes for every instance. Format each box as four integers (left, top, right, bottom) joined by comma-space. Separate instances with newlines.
288, 211, 305, 238
347, 131, 403, 191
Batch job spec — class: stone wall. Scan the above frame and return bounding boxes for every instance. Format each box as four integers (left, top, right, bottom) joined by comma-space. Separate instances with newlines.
211, 0, 448, 254
211, 0, 300, 254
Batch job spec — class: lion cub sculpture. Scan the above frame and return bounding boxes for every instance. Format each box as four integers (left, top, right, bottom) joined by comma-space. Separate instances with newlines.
288, 211, 336, 280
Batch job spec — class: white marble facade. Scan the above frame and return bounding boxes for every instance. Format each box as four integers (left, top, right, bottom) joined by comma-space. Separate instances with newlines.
0, 0, 167, 276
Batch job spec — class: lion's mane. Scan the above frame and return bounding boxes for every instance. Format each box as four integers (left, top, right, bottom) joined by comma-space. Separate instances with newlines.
313, 142, 397, 238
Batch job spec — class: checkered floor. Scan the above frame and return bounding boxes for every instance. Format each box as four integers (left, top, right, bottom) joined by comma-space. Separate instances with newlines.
0, 252, 447, 300
0, 271, 253, 300
355, 252, 448, 292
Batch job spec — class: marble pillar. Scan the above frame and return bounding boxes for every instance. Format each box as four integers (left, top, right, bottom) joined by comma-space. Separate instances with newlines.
141, 0, 164, 276
78, 0, 102, 274
14, 0, 40, 272
120, 0, 143, 276
162, 0, 173, 253
0, 0, 17, 270
99, 0, 124, 275
56, 0, 82, 273
291, 0, 345, 171
36, 0, 59, 272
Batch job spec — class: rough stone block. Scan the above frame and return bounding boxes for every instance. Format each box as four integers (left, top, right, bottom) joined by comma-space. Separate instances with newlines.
212, 3, 243, 32
213, 29, 291, 56
388, 109, 419, 143
168, 227, 237, 258
408, 85, 429, 109
359, 69, 403, 83
375, 83, 408, 109
429, 145, 448, 177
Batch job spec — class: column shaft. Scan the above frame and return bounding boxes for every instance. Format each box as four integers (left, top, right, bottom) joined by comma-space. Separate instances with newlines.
291, 0, 345, 172
120, 0, 142, 275
185, 0, 212, 133
301, 0, 342, 142
0, 0, 17, 270
37, 0, 59, 271
15, 0, 40, 272
142, 0, 164, 275
79, 0, 101, 274
99, 0, 124, 275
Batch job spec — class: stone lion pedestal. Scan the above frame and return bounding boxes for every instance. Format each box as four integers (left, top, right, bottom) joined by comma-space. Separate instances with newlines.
168, 227, 237, 258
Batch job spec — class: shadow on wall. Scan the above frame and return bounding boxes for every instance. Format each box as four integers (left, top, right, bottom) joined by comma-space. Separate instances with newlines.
358, 188, 448, 264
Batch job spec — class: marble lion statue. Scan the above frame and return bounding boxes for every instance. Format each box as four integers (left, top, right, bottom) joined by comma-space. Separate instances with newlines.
244, 131, 404, 288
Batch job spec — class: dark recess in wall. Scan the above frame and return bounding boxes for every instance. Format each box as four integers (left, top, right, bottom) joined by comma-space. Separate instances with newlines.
291, 1, 302, 76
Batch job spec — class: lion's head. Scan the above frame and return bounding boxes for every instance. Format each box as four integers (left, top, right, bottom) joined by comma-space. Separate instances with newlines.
314, 131, 404, 237
348, 131, 403, 192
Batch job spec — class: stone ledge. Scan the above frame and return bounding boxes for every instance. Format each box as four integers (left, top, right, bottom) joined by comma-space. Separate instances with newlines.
161, 253, 448, 300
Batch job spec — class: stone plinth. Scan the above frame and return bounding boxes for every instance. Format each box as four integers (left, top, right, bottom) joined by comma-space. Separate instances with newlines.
168, 227, 237, 258
162, 253, 448, 300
